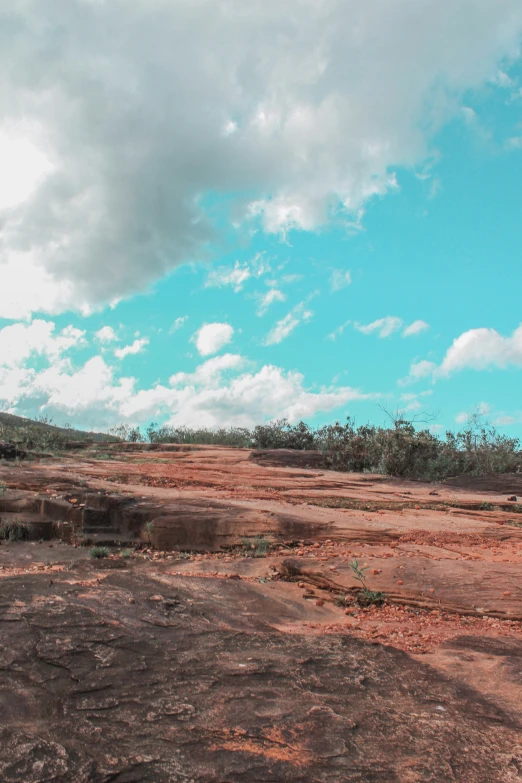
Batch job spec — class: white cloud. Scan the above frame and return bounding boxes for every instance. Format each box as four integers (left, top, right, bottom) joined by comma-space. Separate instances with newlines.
205, 262, 252, 292
439, 324, 522, 374
95, 326, 118, 343
257, 288, 286, 316
119, 364, 373, 429
114, 338, 149, 360
193, 323, 234, 356
355, 316, 403, 338
494, 414, 517, 426
0, 319, 86, 368
0, 321, 375, 429
264, 302, 313, 345
402, 324, 522, 385
0, 130, 54, 212
330, 269, 352, 292
327, 320, 351, 341
399, 389, 433, 411
169, 316, 188, 334
399, 359, 437, 386
403, 320, 430, 337
2, 1, 522, 316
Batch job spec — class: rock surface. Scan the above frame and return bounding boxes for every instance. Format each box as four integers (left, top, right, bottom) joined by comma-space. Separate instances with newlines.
0, 444, 521, 781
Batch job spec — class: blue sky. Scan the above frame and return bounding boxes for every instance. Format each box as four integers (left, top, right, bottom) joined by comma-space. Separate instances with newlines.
1, 1, 522, 435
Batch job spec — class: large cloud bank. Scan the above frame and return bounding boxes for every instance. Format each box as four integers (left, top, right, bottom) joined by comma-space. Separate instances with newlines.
0, 320, 371, 430
1, 0, 521, 317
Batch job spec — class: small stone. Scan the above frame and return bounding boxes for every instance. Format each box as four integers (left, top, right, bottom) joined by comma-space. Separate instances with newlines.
397, 580, 403, 586
315, 599, 325, 607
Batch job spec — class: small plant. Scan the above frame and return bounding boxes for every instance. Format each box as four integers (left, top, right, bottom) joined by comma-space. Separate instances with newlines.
480, 501, 494, 511
120, 548, 134, 558
335, 594, 351, 608
349, 559, 384, 607
0, 518, 30, 542
144, 521, 155, 546
506, 519, 522, 528
178, 551, 191, 560
241, 535, 270, 558
90, 546, 109, 559
0, 482, 6, 495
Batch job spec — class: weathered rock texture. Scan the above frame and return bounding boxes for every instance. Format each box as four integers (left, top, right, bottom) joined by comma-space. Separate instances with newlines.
0, 444, 521, 781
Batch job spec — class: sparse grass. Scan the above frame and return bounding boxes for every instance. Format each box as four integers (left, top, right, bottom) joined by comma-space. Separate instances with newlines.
506, 519, 522, 528
241, 535, 270, 558
349, 559, 384, 607
0, 518, 30, 542
120, 548, 134, 558
480, 501, 494, 511
90, 546, 109, 559
335, 594, 351, 608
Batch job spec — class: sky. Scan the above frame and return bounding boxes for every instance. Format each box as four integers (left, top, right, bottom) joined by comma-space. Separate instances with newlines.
1, 0, 522, 435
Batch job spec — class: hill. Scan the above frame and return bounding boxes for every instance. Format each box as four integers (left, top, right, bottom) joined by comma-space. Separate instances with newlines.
0, 411, 118, 450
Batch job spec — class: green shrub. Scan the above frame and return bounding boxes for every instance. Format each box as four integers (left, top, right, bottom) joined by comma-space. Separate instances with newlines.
90, 546, 109, 559
105, 410, 522, 482
252, 419, 316, 450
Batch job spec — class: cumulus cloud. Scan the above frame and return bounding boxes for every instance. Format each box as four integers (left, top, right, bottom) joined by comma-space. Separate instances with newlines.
403, 320, 430, 337
95, 326, 118, 343
330, 269, 352, 292
0, 319, 85, 368
355, 316, 403, 338
193, 323, 234, 356
2, 1, 522, 316
439, 325, 522, 374
403, 323, 522, 384
114, 338, 149, 360
264, 302, 313, 345
0, 321, 373, 429
101, 361, 373, 430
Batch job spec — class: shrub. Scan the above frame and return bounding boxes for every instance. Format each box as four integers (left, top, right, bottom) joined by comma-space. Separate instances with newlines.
252, 419, 316, 450
90, 546, 109, 559
106, 409, 522, 481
